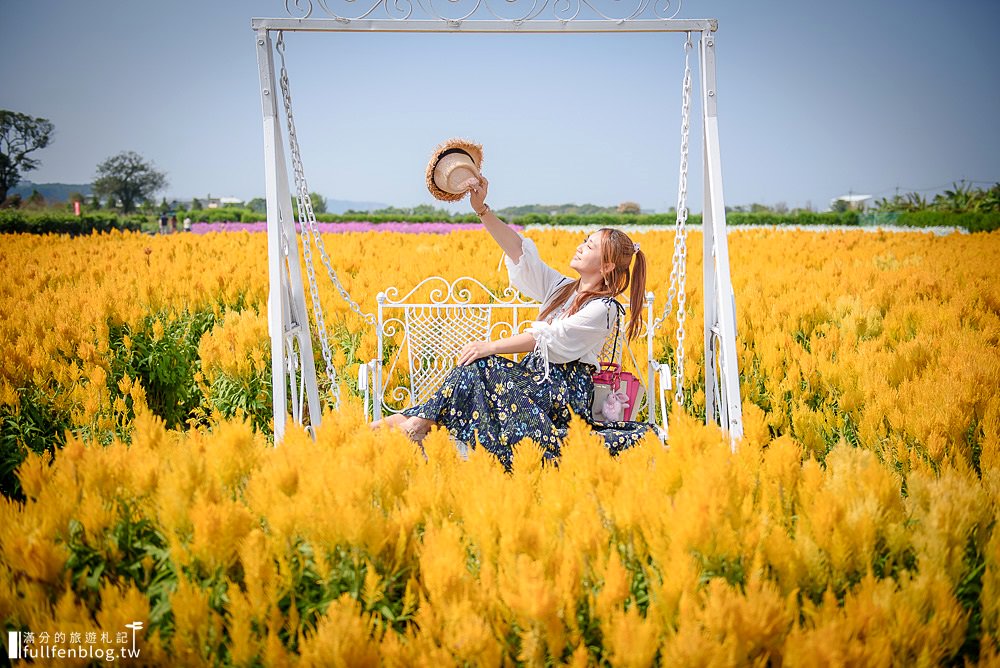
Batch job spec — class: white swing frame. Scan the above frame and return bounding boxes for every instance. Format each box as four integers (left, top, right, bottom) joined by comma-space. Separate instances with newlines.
252, 2, 744, 448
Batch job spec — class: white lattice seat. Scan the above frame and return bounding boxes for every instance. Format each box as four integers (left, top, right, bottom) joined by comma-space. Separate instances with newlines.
357, 276, 672, 437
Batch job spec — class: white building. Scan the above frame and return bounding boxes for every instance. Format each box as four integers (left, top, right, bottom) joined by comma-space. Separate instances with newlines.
205, 196, 244, 209
831, 194, 872, 211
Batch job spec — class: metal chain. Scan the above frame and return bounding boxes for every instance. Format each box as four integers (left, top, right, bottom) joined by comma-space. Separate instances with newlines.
652, 33, 693, 406
276, 38, 376, 328
275, 32, 347, 407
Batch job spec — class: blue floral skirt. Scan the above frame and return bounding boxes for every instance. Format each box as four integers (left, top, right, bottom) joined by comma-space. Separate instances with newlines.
401, 355, 651, 470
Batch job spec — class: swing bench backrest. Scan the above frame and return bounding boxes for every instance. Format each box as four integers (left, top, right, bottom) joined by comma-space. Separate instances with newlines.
358, 275, 662, 426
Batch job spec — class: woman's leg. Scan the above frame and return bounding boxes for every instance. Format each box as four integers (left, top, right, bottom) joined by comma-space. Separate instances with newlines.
370, 412, 436, 444
370, 413, 408, 430
399, 415, 436, 443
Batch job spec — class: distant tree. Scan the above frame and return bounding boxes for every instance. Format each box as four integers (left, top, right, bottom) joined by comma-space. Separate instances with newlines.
89, 194, 101, 210
92, 151, 168, 214
831, 199, 850, 213
159, 197, 170, 213
25, 189, 45, 208
0, 110, 55, 203
247, 197, 266, 213
2, 193, 22, 209
932, 181, 975, 212
310, 192, 326, 214
773, 201, 788, 214
617, 201, 641, 214
191, 197, 203, 210
979, 183, 1000, 213
750, 203, 770, 213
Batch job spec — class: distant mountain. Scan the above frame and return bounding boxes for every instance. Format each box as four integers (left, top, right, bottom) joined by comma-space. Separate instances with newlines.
12, 181, 93, 201
325, 198, 389, 214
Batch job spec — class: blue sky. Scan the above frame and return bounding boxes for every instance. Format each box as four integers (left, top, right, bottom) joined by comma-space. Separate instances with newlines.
1, 0, 998, 213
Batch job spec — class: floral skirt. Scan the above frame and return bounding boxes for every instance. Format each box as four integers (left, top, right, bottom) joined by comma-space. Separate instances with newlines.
401, 355, 651, 470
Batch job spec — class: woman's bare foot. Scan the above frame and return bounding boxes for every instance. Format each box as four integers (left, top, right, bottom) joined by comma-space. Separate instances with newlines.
399, 416, 435, 444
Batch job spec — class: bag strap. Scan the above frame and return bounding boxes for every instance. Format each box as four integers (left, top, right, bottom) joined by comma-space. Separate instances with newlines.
597, 298, 626, 384
603, 298, 626, 365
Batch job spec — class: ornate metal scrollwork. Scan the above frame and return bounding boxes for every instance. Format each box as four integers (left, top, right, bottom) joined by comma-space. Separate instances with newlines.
285, 0, 682, 22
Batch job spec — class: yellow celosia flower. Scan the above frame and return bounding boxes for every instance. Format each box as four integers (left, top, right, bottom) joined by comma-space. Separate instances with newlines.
0, 228, 998, 664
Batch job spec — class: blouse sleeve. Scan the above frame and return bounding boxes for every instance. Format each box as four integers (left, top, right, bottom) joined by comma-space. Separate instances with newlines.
504, 234, 572, 304
525, 299, 616, 379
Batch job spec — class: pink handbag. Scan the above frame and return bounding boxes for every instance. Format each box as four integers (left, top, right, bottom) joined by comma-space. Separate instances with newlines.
592, 362, 643, 422
591, 302, 643, 422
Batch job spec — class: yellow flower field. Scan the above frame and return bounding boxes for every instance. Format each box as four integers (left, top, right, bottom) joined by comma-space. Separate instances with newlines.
1, 227, 999, 665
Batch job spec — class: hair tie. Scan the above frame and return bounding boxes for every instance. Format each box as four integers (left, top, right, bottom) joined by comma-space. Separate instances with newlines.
633, 242, 640, 253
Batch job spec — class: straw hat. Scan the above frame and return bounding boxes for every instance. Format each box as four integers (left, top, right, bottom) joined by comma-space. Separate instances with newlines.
425, 138, 483, 201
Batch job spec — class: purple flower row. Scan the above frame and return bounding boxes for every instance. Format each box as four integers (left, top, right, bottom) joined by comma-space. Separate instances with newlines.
190, 221, 521, 235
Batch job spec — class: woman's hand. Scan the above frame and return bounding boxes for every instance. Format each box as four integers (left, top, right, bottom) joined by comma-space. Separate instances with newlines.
457, 340, 494, 366
465, 175, 489, 213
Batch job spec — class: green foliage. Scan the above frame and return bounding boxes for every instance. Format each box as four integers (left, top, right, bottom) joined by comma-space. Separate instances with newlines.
107, 310, 219, 430
896, 210, 1000, 233
65, 506, 177, 628
202, 368, 272, 434
876, 182, 1000, 215
0, 387, 70, 501
25, 189, 45, 208
0, 109, 55, 202
310, 191, 326, 214
0, 209, 142, 235
185, 207, 256, 223
498, 202, 619, 216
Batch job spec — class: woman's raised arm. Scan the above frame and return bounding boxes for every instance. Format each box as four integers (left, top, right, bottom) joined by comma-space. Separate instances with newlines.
467, 176, 523, 262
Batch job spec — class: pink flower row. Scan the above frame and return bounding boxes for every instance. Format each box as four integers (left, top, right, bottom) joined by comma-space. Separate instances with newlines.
190, 222, 520, 235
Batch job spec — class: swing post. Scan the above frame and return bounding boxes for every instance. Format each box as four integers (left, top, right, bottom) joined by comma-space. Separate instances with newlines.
700, 30, 744, 446
256, 28, 323, 443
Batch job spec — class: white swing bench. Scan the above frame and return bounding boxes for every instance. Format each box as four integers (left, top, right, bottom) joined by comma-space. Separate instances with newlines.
253, 10, 745, 448
355, 275, 673, 437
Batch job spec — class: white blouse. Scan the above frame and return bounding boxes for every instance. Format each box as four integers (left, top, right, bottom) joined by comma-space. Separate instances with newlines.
504, 234, 619, 377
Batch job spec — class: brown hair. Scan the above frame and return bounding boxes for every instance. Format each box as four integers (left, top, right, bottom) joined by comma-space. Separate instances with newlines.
537, 228, 648, 341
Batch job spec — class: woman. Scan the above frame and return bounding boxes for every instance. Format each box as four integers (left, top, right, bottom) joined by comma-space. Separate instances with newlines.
372, 176, 651, 469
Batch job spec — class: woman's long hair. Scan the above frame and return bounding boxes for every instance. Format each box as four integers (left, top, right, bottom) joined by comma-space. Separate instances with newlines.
537, 228, 648, 341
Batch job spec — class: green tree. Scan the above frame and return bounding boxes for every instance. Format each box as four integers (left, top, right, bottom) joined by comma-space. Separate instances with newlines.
191, 197, 203, 210
0, 110, 55, 203
831, 199, 850, 213
92, 151, 168, 214
617, 201, 641, 214
978, 183, 1000, 213
25, 189, 45, 208
246, 197, 266, 213
933, 181, 975, 212
310, 192, 326, 214
89, 194, 101, 210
